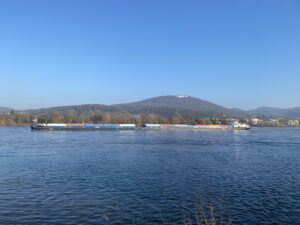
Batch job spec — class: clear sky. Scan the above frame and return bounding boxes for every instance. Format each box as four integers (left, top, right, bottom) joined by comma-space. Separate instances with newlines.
1, 0, 300, 110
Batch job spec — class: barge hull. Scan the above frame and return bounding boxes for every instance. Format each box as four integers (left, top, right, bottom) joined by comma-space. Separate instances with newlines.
31, 127, 137, 131
31, 122, 250, 131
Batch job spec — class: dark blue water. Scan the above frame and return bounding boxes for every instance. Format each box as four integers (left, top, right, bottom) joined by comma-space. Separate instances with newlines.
0, 127, 299, 224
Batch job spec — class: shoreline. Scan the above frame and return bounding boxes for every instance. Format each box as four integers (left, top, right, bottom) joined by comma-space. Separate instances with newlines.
1, 124, 300, 128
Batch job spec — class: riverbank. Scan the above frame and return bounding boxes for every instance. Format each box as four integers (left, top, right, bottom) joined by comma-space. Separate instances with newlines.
0, 113, 299, 128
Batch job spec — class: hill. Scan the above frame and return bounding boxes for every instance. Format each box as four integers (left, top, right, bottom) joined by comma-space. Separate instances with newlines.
24, 95, 241, 118
114, 95, 237, 117
249, 106, 300, 118
0, 107, 12, 113
6, 96, 300, 118
26, 104, 109, 114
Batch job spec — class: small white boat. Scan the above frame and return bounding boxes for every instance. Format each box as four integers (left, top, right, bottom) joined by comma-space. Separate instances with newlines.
232, 121, 250, 130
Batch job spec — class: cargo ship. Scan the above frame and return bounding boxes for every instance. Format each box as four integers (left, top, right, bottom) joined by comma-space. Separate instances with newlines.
31, 121, 250, 131
31, 123, 136, 131
143, 121, 250, 130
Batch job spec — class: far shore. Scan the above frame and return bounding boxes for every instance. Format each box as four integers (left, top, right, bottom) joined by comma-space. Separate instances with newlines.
1, 124, 300, 128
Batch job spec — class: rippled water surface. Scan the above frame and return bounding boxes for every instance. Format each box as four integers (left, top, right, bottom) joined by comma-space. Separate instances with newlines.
0, 127, 299, 224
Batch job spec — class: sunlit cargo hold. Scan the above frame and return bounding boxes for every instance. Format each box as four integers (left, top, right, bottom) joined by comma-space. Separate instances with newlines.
143, 121, 250, 130
31, 123, 137, 131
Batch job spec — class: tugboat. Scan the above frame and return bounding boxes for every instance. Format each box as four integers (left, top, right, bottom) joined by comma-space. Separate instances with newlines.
31, 119, 54, 130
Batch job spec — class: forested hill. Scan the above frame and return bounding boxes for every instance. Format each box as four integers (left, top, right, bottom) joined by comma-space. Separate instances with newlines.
23, 95, 241, 118
1, 95, 300, 118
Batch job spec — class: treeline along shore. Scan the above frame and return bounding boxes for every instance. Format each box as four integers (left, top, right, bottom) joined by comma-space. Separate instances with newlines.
1, 111, 300, 127
0, 112, 233, 126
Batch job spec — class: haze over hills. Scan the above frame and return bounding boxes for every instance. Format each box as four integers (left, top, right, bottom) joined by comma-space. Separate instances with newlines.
0, 107, 12, 113
248, 106, 300, 118
1, 95, 300, 118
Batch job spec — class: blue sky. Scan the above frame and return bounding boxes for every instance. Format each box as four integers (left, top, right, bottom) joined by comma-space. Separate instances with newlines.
1, 0, 300, 110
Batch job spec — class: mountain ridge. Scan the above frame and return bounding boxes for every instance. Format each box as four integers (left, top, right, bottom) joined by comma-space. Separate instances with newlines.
1, 95, 300, 118
21, 96, 234, 118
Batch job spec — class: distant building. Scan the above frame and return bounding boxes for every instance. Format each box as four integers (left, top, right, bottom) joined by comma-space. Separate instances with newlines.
288, 119, 299, 126
176, 95, 189, 98
269, 118, 280, 126
251, 118, 263, 125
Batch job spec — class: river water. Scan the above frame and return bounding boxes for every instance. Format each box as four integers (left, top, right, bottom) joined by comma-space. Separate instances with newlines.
0, 127, 299, 224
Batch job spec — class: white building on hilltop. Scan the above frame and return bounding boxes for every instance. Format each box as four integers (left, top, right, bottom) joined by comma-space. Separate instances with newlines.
176, 95, 189, 98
